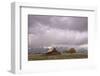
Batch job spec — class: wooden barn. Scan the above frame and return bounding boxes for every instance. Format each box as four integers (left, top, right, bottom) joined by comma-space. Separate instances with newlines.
45, 47, 61, 55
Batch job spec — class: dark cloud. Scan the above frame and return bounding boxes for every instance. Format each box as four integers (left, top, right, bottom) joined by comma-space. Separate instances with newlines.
28, 15, 88, 32
28, 15, 88, 48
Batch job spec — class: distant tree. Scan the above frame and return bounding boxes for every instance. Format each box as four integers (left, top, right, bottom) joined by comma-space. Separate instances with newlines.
68, 48, 76, 54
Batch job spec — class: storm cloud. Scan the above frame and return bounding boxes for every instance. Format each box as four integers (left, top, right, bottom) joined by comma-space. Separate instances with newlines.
28, 15, 88, 48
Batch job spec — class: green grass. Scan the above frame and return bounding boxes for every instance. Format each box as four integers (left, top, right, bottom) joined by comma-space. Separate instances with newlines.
28, 53, 88, 61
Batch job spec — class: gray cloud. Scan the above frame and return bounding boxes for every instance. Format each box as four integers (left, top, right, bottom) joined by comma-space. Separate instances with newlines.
28, 15, 88, 48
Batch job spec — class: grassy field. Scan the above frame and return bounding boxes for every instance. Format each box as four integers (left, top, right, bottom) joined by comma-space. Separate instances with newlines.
28, 53, 88, 61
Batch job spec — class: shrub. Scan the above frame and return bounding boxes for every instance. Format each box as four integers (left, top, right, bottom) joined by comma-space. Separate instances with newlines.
68, 48, 76, 54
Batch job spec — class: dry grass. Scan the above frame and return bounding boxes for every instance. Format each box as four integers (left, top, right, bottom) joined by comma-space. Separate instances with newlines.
28, 53, 88, 61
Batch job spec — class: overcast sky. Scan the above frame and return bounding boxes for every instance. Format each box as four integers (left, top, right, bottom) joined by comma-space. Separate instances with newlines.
28, 15, 88, 48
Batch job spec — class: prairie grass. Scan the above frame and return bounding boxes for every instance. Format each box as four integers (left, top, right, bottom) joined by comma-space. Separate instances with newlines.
28, 53, 88, 61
